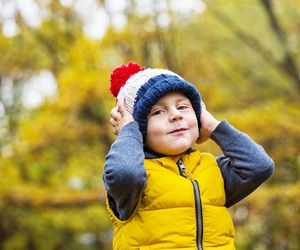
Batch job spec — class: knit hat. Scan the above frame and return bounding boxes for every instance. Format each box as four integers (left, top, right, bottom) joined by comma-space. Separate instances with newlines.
109, 62, 202, 137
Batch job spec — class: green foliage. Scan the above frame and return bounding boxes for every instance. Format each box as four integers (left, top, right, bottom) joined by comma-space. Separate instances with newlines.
0, 0, 300, 249
232, 184, 300, 249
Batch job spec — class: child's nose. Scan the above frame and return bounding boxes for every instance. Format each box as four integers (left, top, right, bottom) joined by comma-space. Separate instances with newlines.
169, 108, 183, 121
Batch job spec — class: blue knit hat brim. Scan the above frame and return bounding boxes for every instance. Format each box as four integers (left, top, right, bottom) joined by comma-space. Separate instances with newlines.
133, 74, 201, 138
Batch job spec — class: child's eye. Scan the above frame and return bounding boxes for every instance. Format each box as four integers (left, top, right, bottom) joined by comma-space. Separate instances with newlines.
152, 110, 164, 116
177, 105, 188, 110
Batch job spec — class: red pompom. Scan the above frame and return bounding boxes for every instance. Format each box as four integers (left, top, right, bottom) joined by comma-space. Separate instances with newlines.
110, 62, 144, 97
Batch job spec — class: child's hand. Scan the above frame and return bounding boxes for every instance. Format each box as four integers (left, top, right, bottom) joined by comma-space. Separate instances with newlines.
197, 101, 220, 144
109, 101, 134, 135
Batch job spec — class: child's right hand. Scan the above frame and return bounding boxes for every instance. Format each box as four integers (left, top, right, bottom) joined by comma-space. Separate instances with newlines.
109, 101, 134, 135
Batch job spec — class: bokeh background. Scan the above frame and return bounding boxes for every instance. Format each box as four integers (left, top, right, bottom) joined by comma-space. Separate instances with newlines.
0, 0, 300, 249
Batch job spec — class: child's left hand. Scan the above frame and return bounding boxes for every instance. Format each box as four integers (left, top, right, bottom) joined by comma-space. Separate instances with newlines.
109, 101, 134, 135
197, 101, 220, 144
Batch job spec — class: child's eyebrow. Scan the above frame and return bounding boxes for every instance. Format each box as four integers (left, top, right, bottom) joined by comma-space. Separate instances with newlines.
174, 97, 191, 105
153, 97, 190, 107
150, 103, 163, 110
151, 100, 167, 107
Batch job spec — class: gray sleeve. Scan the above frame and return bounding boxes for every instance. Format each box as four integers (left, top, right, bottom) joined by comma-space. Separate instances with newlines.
211, 120, 275, 208
103, 121, 147, 220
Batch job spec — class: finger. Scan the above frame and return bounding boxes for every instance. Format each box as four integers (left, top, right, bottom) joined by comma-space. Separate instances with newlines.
117, 100, 126, 116
109, 117, 117, 127
110, 106, 118, 114
112, 126, 118, 135
110, 107, 118, 118
111, 108, 122, 120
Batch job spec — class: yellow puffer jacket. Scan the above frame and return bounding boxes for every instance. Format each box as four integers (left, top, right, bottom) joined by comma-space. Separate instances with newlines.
107, 150, 235, 249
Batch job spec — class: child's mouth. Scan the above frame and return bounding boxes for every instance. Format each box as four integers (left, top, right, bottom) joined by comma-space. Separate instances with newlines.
169, 128, 188, 134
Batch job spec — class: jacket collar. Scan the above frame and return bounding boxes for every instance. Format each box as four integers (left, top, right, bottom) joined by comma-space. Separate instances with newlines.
144, 147, 196, 159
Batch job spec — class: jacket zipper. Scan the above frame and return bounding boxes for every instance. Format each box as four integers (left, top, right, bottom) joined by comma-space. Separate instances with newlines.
177, 159, 203, 250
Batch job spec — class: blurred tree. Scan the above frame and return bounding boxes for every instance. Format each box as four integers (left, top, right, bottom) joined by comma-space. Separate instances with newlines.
260, 0, 300, 91
0, 0, 113, 249
0, 0, 83, 150
0, 0, 299, 249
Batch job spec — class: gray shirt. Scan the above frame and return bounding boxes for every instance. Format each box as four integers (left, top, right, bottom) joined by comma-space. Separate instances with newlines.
103, 120, 274, 220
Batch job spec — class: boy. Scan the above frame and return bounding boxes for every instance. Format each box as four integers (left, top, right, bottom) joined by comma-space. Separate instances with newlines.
103, 62, 274, 249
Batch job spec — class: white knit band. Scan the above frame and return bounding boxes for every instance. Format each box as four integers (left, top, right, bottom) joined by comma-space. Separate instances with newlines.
119, 68, 180, 114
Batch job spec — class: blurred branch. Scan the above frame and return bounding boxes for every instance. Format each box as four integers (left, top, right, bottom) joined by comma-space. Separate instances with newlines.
0, 187, 105, 208
260, 0, 300, 90
206, 3, 300, 93
153, 0, 180, 72
210, 9, 277, 66
0, 77, 24, 143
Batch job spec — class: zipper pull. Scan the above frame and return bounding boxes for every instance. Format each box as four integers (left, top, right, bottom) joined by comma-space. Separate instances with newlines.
177, 159, 193, 180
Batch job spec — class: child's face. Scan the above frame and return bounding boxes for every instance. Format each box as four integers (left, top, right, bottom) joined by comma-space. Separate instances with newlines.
145, 91, 199, 155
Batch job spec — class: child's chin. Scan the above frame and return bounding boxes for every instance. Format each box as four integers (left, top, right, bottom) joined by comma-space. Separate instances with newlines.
164, 146, 191, 156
